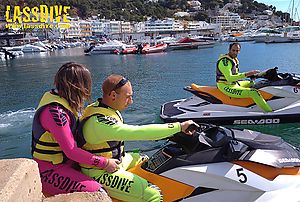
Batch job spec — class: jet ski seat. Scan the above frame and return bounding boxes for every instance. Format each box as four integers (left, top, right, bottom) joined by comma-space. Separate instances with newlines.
189, 84, 273, 107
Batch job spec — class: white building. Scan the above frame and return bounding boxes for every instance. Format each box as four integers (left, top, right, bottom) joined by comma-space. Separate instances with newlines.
121, 21, 133, 33
186, 21, 210, 30
145, 18, 183, 32
174, 12, 190, 18
110, 20, 121, 34
103, 20, 134, 35
79, 20, 92, 37
90, 20, 105, 36
133, 22, 145, 32
187, 1, 202, 11
263, 10, 273, 15
211, 11, 246, 30
64, 18, 81, 39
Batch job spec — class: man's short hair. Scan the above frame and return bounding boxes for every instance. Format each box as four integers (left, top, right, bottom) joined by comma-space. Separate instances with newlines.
102, 74, 128, 96
229, 42, 241, 50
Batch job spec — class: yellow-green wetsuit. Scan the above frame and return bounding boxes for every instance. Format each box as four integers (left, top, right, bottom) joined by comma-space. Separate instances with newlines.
77, 99, 182, 202
216, 54, 272, 112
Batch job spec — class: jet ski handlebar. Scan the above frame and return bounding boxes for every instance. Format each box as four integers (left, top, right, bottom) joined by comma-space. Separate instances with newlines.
170, 123, 235, 154
184, 123, 216, 134
249, 67, 280, 81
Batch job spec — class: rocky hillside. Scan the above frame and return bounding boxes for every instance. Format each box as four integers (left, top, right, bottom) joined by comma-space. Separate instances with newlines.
0, 0, 290, 22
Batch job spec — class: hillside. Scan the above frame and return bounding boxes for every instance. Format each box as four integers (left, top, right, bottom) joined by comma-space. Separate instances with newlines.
0, 0, 290, 22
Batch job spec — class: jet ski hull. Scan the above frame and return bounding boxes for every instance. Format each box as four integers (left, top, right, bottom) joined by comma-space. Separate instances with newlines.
130, 161, 300, 201
161, 68, 300, 125
160, 98, 300, 125
128, 126, 300, 201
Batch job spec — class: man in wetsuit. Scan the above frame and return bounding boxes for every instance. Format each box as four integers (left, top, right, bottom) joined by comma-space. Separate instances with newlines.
216, 42, 272, 112
77, 74, 197, 202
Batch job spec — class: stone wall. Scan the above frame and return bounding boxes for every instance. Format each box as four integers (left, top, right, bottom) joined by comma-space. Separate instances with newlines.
0, 158, 112, 202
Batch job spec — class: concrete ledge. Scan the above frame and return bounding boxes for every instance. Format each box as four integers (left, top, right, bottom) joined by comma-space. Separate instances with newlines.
43, 192, 112, 202
0, 158, 113, 202
0, 158, 42, 202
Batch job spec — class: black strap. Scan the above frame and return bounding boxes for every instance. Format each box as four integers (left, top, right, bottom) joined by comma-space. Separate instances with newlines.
216, 78, 227, 82
86, 141, 123, 153
32, 133, 59, 147
32, 147, 63, 155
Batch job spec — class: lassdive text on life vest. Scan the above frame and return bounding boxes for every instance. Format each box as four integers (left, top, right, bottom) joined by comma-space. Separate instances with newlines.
77, 99, 125, 169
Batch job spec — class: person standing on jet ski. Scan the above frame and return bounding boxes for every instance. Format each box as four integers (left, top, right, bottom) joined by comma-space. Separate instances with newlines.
216, 42, 272, 112
77, 74, 198, 202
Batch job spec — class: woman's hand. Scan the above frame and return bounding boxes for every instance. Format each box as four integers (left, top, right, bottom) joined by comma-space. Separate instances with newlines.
104, 159, 121, 173
180, 120, 199, 135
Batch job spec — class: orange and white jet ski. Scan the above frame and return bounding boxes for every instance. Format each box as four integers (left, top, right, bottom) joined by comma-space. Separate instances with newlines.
160, 68, 300, 125
129, 124, 300, 201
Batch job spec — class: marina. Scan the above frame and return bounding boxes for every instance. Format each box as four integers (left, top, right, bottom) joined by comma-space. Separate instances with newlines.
1, 42, 300, 159
1, 1, 300, 200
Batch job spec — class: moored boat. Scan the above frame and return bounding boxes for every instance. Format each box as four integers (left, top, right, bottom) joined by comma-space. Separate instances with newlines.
168, 37, 215, 50
84, 40, 135, 55
141, 43, 168, 54
114, 46, 138, 54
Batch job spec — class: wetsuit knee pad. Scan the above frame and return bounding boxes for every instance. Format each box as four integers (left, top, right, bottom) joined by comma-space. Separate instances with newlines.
144, 183, 163, 202
247, 89, 261, 98
122, 152, 145, 170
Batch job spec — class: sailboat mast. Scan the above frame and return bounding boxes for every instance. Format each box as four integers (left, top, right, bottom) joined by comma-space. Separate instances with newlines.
291, 0, 295, 24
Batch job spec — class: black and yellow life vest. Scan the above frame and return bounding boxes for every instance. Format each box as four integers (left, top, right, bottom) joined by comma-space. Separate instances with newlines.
32, 90, 78, 164
216, 54, 239, 82
77, 99, 124, 169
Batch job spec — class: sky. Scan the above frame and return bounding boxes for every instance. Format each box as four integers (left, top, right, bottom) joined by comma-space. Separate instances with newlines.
257, 0, 299, 14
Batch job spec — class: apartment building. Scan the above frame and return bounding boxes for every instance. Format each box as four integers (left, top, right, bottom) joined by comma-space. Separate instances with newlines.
79, 20, 92, 37
211, 11, 246, 30
145, 18, 183, 32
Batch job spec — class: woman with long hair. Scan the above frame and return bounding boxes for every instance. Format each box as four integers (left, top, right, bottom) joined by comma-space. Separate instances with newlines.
32, 62, 119, 196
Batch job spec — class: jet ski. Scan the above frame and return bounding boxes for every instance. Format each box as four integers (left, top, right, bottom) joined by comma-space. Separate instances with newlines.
160, 67, 300, 125
129, 124, 300, 201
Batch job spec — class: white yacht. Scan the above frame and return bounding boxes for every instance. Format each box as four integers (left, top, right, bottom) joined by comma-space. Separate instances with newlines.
250, 28, 282, 43
21, 44, 47, 53
265, 26, 300, 43
84, 40, 134, 54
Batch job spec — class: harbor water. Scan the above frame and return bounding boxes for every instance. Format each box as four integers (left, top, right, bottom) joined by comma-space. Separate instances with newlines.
1, 42, 300, 159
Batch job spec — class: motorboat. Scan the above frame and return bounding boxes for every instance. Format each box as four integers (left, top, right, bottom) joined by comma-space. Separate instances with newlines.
141, 43, 168, 54
168, 37, 215, 50
84, 40, 135, 54
160, 68, 300, 125
227, 31, 254, 42
129, 124, 300, 201
114, 46, 138, 54
21, 44, 47, 53
265, 26, 300, 43
156, 36, 177, 44
250, 28, 282, 43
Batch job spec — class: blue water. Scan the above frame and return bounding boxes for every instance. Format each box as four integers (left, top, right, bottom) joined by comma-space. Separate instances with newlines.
1, 42, 300, 159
